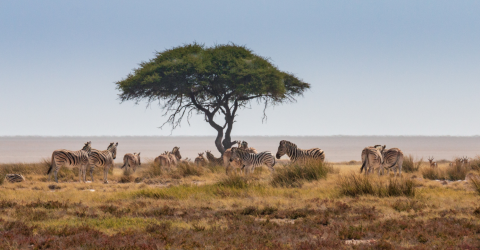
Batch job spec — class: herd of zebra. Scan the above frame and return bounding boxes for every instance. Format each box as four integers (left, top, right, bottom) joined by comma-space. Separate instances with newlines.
42, 140, 326, 183
7, 139, 448, 184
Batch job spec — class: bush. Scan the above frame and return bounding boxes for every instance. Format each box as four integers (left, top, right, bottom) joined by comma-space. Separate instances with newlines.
445, 163, 469, 181
175, 162, 203, 177
422, 167, 445, 180
338, 174, 415, 197
141, 162, 163, 178
402, 155, 423, 173
470, 175, 480, 195
271, 161, 333, 188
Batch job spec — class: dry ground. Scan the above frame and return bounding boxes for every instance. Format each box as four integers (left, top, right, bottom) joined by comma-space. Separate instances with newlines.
0, 161, 480, 249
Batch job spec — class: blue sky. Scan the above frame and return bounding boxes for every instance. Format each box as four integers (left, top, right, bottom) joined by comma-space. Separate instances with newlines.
1, 1, 479, 136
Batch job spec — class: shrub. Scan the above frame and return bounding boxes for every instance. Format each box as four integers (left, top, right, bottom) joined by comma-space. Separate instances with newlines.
175, 162, 203, 177
421, 167, 445, 180
446, 162, 469, 181
402, 155, 423, 173
271, 161, 333, 188
470, 175, 480, 195
338, 174, 415, 197
141, 162, 164, 178
205, 164, 225, 174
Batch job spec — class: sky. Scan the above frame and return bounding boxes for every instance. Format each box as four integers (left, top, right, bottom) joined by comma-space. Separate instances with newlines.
1, 1, 479, 136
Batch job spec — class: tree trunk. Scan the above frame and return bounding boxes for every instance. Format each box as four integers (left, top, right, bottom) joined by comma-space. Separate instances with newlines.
214, 129, 225, 154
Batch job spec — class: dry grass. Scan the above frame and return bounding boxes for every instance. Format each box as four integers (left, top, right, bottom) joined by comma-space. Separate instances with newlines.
402, 155, 423, 173
1, 160, 480, 249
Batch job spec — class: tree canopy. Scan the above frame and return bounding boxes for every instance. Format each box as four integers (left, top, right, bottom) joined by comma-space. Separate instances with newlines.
116, 43, 310, 154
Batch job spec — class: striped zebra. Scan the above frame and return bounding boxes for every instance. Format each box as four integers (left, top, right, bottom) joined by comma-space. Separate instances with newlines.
223, 141, 244, 174
121, 152, 141, 173
381, 148, 404, 177
5, 174, 25, 183
48, 141, 92, 183
205, 150, 223, 166
275, 140, 325, 163
360, 145, 385, 175
194, 153, 207, 166
154, 151, 172, 169
168, 146, 182, 166
230, 148, 275, 174
88, 142, 118, 184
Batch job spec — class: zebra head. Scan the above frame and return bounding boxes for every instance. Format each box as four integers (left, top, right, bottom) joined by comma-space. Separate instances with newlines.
107, 142, 118, 159
276, 140, 292, 159
172, 147, 182, 160
241, 141, 249, 149
205, 150, 214, 160
82, 141, 92, 153
229, 147, 247, 162
136, 152, 141, 166
198, 152, 204, 157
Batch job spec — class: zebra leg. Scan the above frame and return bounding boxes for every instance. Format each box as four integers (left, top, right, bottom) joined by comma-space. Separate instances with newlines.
90, 165, 95, 182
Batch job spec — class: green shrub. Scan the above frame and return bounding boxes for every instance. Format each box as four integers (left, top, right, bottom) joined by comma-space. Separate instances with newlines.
271, 161, 333, 188
338, 174, 415, 197
402, 155, 423, 173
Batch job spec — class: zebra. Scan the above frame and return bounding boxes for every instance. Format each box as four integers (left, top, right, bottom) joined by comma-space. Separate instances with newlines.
154, 151, 172, 169
121, 152, 141, 173
381, 148, 404, 177
223, 141, 244, 174
168, 146, 182, 166
240, 141, 258, 154
48, 141, 92, 183
275, 140, 325, 163
88, 142, 118, 184
360, 145, 385, 175
229, 148, 275, 174
5, 174, 25, 183
194, 153, 207, 166
205, 150, 223, 166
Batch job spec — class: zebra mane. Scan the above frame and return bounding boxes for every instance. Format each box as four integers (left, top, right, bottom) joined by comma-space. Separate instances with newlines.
282, 140, 297, 149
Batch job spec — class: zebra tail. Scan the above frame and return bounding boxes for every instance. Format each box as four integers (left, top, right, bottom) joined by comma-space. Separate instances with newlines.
360, 156, 366, 173
47, 155, 55, 175
386, 156, 399, 169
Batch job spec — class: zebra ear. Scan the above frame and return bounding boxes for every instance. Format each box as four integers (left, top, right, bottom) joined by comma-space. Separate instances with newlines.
138, 152, 140, 156
115, 142, 118, 146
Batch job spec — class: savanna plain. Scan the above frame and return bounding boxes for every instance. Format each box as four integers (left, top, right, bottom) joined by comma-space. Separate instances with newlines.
1, 155, 480, 249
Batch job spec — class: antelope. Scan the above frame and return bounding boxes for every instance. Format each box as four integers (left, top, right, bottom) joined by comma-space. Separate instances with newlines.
428, 156, 437, 168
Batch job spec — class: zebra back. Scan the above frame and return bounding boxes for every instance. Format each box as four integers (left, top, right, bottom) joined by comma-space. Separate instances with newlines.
276, 140, 324, 162
50, 141, 92, 174
383, 148, 403, 169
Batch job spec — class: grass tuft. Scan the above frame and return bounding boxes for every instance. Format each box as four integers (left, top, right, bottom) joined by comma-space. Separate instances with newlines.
402, 155, 423, 173
175, 162, 203, 177
338, 174, 415, 197
271, 161, 333, 188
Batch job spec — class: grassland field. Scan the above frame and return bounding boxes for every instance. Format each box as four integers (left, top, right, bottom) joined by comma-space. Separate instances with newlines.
1, 158, 480, 249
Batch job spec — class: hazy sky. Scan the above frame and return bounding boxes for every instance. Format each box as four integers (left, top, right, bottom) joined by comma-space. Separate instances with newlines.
1, 1, 479, 136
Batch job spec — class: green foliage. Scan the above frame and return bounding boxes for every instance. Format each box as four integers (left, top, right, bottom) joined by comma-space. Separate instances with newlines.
271, 161, 333, 188
216, 175, 258, 189
116, 43, 309, 103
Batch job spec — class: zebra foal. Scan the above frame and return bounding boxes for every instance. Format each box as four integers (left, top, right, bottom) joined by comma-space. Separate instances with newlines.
121, 152, 141, 173
275, 140, 325, 163
88, 142, 118, 184
48, 141, 92, 183
230, 148, 275, 174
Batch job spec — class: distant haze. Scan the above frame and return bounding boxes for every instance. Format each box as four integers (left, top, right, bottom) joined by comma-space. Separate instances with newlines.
1, 136, 479, 163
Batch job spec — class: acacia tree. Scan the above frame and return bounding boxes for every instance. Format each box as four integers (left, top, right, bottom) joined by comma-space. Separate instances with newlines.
116, 43, 310, 154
